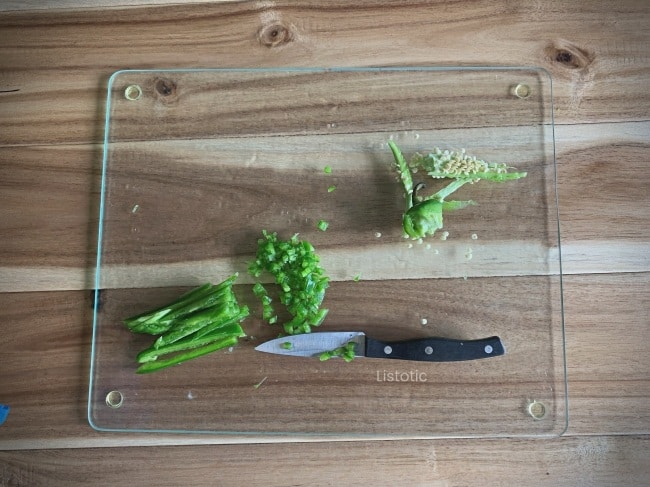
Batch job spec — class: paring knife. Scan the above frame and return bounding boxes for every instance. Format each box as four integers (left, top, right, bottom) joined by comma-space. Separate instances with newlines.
255, 332, 504, 362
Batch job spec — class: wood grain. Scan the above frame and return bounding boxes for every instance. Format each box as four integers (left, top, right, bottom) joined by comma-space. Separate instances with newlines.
86, 276, 565, 437
0, 0, 238, 11
104, 69, 552, 141
0, 273, 647, 449
0, 0, 649, 146
1, 436, 649, 487
0, 1, 648, 484
1, 121, 647, 292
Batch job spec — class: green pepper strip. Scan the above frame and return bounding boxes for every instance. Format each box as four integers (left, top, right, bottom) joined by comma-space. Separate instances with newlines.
137, 322, 245, 363
124, 283, 215, 334
125, 276, 239, 334
388, 140, 414, 209
191, 306, 249, 340
151, 301, 232, 349
136, 336, 239, 374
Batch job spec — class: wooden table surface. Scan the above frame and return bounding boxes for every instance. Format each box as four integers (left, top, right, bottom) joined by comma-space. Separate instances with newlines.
0, 1, 648, 485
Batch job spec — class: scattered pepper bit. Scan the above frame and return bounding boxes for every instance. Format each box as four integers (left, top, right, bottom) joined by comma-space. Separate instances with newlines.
323, 165, 332, 174
317, 219, 329, 231
319, 341, 356, 362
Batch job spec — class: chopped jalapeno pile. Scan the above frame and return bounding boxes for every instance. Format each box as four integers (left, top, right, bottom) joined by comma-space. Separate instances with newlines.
248, 230, 329, 335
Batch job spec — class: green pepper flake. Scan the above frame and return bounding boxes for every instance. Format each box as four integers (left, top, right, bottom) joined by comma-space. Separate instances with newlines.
253, 376, 268, 389
353, 274, 361, 282
319, 341, 357, 362
327, 185, 337, 193
323, 166, 332, 174
252, 282, 267, 297
281, 341, 292, 350
317, 220, 329, 231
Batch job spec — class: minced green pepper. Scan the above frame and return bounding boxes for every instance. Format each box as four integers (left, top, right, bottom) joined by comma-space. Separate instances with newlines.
248, 231, 329, 335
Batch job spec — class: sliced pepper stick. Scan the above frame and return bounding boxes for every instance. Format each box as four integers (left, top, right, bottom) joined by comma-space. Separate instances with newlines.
136, 336, 239, 374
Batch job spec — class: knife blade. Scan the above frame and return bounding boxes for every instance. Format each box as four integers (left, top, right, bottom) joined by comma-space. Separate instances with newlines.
254, 332, 504, 362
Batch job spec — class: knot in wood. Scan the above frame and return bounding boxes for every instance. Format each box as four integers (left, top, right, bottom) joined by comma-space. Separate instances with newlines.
258, 22, 293, 48
545, 40, 595, 71
155, 78, 177, 98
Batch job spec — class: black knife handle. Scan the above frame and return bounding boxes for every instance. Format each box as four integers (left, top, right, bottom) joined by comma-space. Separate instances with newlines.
364, 336, 504, 362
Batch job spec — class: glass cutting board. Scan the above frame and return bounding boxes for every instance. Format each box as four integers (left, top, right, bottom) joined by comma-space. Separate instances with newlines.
89, 67, 566, 437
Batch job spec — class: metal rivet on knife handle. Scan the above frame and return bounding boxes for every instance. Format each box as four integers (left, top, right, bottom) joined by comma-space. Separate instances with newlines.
424, 346, 433, 355
484, 345, 494, 354
383, 346, 392, 355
